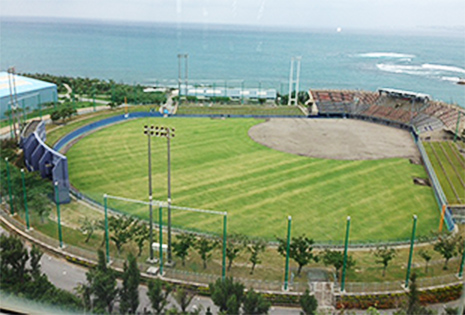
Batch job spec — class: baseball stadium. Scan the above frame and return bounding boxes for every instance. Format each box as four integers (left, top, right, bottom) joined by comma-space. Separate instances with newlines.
2, 73, 465, 311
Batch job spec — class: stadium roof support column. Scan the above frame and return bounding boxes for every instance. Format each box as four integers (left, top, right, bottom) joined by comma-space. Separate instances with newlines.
288, 57, 301, 106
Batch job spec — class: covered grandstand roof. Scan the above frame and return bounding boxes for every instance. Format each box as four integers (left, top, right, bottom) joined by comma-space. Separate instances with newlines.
0, 72, 56, 101
378, 88, 430, 102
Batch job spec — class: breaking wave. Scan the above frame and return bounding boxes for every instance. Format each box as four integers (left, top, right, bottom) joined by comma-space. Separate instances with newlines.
358, 52, 416, 59
377, 63, 465, 78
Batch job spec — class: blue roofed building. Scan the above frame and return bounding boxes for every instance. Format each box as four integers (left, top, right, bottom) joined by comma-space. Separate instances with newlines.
0, 72, 57, 120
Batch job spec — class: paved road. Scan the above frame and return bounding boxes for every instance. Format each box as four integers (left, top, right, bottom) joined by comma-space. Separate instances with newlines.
0, 225, 301, 314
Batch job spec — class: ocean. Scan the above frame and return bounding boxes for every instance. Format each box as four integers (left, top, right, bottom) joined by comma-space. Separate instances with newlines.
1, 17, 464, 107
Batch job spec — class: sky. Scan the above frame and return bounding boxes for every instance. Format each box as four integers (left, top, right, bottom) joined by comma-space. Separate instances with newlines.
1, 0, 465, 32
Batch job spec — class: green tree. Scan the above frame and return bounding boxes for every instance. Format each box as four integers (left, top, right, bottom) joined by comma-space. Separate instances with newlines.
0, 234, 29, 288
405, 273, 433, 315
173, 233, 196, 266
174, 287, 195, 313
86, 250, 118, 313
418, 250, 432, 273
277, 235, 318, 276
194, 237, 217, 269
0, 234, 82, 311
147, 278, 172, 314
373, 246, 396, 277
226, 235, 246, 271
132, 222, 150, 257
242, 288, 271, 314
209, 277, 244, 315
108, 215, 135, 253
433, 234, 459, 270
79, 217, 97, 243
300, 289, 318, 315
247, 240, 266, 275
321, 249, 356, 281
120, 253, 140, 314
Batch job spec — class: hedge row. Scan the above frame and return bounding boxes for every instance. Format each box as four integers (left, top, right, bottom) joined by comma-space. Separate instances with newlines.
336, 284, 463, 310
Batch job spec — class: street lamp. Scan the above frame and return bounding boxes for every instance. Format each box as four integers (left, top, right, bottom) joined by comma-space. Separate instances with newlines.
154, 126, 175, 264
144, 125, 156, 263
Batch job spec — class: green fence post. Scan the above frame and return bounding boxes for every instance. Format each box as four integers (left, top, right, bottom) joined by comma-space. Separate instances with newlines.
54, 182, 63, 248
341, 216, 351, 292
159, 205, 163, 275
284, 215, 292, 291
21, 169, 30, 231
405, 215, 417, 288
458, 238, 465, 278
104, 194, 110, 264
222, 213, 227, 281
5, 158, 14, 215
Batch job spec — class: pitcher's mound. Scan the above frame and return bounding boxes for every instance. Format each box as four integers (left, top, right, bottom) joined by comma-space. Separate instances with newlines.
248, 118, 420, 160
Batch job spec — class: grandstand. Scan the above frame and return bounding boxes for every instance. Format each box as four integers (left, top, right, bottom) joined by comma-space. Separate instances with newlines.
309, 88, 465, 136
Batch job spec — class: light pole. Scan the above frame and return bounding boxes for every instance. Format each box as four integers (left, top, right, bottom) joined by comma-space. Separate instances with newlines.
21, 169, 30, 231
54, 181, 64, 248
144, 125, 156, 263
405, 215, 417, 288
5, 158, 14, 215
341, 216, 351, 292
154, 126, 175, 264
103, 194, 110, 264
284, 216, 292, 291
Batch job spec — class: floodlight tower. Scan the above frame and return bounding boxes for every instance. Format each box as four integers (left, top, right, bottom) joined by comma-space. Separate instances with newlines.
177, 54, 188, 103
144, 125, 156, 263
154, 126, 175, 265
288, 57, 302, 106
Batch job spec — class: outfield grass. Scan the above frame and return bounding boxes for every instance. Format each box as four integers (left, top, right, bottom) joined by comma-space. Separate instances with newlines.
65, 117, 438, 243
175, 104, 304, 116
424, 141, 465, 205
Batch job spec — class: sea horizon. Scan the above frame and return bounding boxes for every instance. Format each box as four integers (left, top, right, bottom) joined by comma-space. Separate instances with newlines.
1, 16, 464, 107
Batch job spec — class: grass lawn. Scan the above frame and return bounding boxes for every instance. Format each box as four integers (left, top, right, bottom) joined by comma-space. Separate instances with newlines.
64, 117, 439, 243
175, 104, 304, 116
423, 141, 465, 205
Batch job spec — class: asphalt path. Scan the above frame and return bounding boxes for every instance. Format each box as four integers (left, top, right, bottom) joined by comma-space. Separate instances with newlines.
0, 225, 301, 314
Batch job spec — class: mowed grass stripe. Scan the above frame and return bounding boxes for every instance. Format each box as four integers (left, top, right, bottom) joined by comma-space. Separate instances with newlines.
434, 143, 465, 191
423, 142, 460, 204
66, 117, 438, 241
429, 142, 464, 203
442, 142, 465, 185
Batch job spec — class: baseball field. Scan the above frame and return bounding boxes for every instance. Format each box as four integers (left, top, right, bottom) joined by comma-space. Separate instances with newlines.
65, 117, 439, 243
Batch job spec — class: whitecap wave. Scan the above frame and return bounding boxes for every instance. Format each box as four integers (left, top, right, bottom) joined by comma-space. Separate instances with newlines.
422, 64, 465, 74
376, 64, 426, 75
377, 63, 465, 77
441, 76, 462, 83
358, 52, 416, 58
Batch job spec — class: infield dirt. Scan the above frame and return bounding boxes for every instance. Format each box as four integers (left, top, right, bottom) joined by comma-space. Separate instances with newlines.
248, 118, 420, 161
